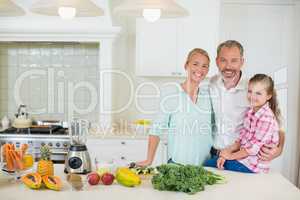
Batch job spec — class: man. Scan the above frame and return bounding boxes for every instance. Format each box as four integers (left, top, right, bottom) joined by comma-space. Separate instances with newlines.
209, 40, 284, 161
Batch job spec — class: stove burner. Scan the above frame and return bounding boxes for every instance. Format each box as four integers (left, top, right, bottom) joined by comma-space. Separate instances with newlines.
0, 126, 68, 135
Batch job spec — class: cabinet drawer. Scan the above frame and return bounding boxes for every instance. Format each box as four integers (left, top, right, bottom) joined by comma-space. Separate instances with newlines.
87, 138, 167, 166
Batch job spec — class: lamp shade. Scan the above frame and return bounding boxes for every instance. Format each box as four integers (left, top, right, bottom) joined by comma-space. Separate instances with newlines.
113, 0, 189, 18
0, 0, 25, 16
30, 0, 104, 17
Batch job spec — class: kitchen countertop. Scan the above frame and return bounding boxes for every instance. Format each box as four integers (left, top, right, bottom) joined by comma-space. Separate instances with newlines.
1, 165, 300, 200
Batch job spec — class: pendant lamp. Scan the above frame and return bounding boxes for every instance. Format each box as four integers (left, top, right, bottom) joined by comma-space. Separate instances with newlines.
113, 0, 189, 22
30, 0, 104, 20
0, 0, 25, 16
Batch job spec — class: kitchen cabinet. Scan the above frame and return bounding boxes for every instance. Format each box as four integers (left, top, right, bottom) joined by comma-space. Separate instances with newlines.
87, 138, 167, 167
135, 0, 220, 77
136, 19, 178, 77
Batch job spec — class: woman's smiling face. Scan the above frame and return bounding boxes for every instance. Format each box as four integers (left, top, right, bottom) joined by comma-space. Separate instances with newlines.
185, 53, 209, 83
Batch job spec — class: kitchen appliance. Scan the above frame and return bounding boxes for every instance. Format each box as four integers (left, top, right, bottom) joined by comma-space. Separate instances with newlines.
0, 120, 70, 164
12, 105, 32, 128
64, 119, 91, 174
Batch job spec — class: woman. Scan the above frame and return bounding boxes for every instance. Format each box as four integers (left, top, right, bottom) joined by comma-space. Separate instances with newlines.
137, 48, 214, 166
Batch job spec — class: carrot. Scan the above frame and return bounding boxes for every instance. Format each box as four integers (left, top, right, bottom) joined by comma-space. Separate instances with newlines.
5, 145, 14, 171
15, 149, 23, 161
10, 149, 24, 170
20, 143, 28, 157
11, 144, 15, 151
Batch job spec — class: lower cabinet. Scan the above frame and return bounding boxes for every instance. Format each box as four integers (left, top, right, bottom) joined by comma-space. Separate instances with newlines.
87, 138, 168, 167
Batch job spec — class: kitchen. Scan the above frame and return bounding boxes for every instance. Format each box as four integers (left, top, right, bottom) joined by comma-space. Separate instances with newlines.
0, 0, 300, 199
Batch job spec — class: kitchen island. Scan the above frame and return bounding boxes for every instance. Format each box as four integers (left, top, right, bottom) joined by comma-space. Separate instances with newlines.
1, 165, 300, 200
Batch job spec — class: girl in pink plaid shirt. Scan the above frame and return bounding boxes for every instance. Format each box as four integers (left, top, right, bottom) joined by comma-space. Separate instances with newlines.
205, 74, 281, 173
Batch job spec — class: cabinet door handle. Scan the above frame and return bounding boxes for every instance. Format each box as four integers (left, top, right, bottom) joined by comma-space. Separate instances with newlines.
177, 72, 182, 76
121, 141, 126, 145
121, 156, 126, 160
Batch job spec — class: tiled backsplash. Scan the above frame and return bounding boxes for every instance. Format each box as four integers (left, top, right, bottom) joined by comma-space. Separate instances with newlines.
0, 42, 100, 122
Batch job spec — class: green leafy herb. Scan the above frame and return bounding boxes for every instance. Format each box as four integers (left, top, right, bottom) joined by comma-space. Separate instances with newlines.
151, 164, 226, 195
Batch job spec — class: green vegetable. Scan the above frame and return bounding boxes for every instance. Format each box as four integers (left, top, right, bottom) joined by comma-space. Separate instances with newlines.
151, 164, 226, 195
130, 166, 157, 175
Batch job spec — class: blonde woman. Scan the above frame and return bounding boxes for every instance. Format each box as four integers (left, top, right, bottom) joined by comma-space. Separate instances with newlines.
137, 48, 214, 166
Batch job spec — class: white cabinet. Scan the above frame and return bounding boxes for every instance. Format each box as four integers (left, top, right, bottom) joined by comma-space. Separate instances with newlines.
135, 0, 220, 77
87, 138, 167, 167
136, 19, 179, 77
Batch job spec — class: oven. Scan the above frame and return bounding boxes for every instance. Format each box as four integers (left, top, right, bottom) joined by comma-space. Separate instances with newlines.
0, 126, 70, 164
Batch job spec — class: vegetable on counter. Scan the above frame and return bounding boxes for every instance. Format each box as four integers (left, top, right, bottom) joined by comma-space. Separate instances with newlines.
116, 167, 141, 187
129, 163, 157, 176
151, 164, 226, 195
2, 143, 31, 171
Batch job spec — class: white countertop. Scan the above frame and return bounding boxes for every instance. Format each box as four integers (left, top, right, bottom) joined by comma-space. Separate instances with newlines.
1, 165, 300, 200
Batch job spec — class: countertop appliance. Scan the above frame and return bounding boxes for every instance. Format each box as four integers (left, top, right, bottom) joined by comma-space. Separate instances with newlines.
64, 119, 91, 174
0, 121, 70, 164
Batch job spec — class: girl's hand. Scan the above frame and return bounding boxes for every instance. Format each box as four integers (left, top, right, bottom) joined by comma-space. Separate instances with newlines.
217, 157, 226, 169
220, 149, 232, 160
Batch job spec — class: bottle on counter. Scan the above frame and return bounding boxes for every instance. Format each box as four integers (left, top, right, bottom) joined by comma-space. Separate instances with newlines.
1, 116, 10, 130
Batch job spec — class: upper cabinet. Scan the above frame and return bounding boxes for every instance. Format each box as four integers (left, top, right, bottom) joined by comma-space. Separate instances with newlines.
135, 0, 220, 77
136, 19, 178, 77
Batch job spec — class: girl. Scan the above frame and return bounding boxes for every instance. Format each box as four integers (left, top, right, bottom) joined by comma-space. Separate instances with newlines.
205, 74, 280, 173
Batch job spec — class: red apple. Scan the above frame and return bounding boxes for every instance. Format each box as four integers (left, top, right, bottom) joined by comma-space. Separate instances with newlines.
101, 173, 115, 185
87, 172, 100, 185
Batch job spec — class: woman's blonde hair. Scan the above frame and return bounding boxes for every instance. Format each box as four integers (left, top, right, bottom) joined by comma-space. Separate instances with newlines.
249, 74, 281, 125
185, 48, 210, 68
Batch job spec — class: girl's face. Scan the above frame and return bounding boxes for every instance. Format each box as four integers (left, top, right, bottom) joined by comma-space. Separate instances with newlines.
185, 53, 209, 83
247, 82, 272, 110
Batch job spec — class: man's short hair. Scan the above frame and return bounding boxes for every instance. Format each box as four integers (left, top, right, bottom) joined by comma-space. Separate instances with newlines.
217, 40, 244, 57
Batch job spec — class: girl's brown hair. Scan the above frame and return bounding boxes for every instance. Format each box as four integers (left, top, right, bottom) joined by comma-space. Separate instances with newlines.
249, 74, 281, 125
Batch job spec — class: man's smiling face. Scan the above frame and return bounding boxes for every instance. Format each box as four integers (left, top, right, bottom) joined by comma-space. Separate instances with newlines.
216, 46, 244, 83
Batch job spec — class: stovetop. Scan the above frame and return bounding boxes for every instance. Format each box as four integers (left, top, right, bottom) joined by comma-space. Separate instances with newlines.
0, 126, 68, 135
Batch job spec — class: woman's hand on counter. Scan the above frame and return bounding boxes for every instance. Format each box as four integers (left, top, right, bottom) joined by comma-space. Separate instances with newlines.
135, 160, 152, 167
